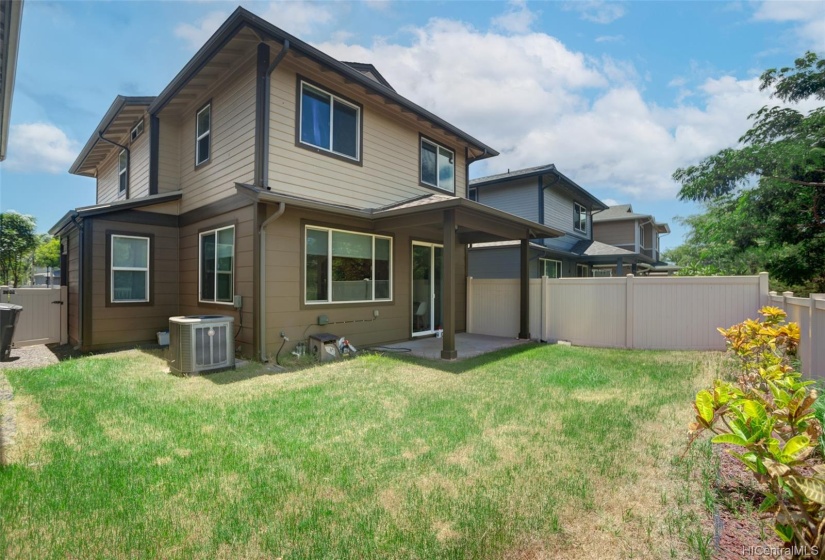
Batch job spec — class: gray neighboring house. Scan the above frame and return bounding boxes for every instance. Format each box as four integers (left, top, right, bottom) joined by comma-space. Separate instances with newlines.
591, 204, 674, 275
0, 0, 24, 161
468, 164, 641, 279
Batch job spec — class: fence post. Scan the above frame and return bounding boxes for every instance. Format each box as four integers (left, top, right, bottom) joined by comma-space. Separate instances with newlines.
783, 291, 794, 314
625, 274, 634, 349
466, 277, 474, 334
758, 272, 769, 308
811, 294, 825, 378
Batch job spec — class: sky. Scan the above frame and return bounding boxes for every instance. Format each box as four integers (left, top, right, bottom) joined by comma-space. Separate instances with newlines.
0, 0, 823, 253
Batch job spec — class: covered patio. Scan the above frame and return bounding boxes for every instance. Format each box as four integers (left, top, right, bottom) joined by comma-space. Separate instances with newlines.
378, 333, 533, 360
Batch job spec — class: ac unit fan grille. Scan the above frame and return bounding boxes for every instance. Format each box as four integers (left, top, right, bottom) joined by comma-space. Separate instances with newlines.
194, 324, 229, 367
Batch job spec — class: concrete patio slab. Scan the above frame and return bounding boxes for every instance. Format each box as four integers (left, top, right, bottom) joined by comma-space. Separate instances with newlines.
378, 333, 532, 360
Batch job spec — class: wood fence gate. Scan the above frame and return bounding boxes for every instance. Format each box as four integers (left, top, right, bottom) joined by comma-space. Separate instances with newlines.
1, 287, 68, 347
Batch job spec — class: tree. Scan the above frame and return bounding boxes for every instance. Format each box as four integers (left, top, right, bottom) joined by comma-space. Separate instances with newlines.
672, 52, 825, 292
0, 211, 38, 287
34, 236, 61, 269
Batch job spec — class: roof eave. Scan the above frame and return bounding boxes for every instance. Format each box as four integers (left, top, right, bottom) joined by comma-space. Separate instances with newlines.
0, 0, 24, 162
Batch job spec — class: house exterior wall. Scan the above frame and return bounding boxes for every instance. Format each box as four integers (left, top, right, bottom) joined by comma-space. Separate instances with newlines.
593, 220, 635, 249
267, 58, 467, 209
177, 201, 256, 356
262, 205, 467, 354
474, 178, 538, 222
86, 216, 180, 349
157, 118, 180, 192
468, 246, 585, 279
66, 229, 80, 345
95, 117, 151, 204
541, 184, 592, 253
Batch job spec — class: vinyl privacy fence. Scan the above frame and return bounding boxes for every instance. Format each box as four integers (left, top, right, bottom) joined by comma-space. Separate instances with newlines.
467, 273, 824, 377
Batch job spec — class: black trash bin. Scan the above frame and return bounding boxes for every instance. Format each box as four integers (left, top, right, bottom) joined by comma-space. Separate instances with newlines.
0, 303, 23, 362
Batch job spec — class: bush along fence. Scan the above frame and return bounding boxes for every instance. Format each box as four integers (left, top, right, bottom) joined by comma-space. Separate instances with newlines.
466, 273, 823, 378
689, 307, 824, 557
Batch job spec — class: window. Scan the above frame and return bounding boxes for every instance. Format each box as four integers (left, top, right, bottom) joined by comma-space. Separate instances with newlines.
305, 226, 392, 304
111, 235, 149, 303
577, 264, 589, 277
420, 138, 454, 192
574, 202, 587, 233
299, 81, 360, 160
469, 188, 477, 201
199, 226, 234, 303
195, 103, 211, 166
592, 268, 613, 277
130, 119, 144, 142
118, 149, 128, 195
540, 258, 562, 279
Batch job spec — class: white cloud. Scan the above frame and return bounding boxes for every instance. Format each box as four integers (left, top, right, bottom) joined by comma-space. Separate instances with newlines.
257, 0, 334, 36
752, 1, 825, 51
595, 34, 623, 43
492, 0, 539, 34
5, 123, 79, 174
602, 198, 620, 206
563, 1, 626, 24
174, 10, 228, 50
315, 18, 814, 202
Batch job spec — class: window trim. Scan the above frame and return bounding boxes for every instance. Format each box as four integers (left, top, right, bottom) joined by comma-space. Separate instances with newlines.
577, 264, 589, 277
130, 119, 144, 143
198, 224, 235, 305
419, 134, 456, 193
295, 77, 363, 165
304, 225, 393, 305
195, 101, 212, 168
117, 149, 128, 196
540, 258, 563, 279
574, 202, 587, 233
107, 232, 153, 307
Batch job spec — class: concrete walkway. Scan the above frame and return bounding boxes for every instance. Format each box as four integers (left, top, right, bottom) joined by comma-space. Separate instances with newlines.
378, 333, 532, 360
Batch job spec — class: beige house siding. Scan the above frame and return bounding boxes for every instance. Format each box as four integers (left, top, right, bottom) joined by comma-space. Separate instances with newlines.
593, 220, 635, 248
178, 203, 256, 356
96, 149, 123, 204
177, 59, 257, 214
87, 218, 180, 349
158, 118, 181, 192
129, 126, 151, 198
262, 206, 466, 354
268, 59, 467, 210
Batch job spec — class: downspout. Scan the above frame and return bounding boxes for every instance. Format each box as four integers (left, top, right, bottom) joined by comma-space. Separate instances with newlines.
259, 202, 285, 361
257, 40, 290, 361
98, 132, 130, 198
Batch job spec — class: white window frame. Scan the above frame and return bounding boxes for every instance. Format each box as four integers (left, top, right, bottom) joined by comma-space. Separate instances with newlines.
130, 119, 144, 142
592, 268, 613, 277
118, 149, 128, 195
577, 264, 589, 277
110, 234, 149, 303
420, 137, 455, 192
298, 81, 361, 161
304, 225, 393, 305
574, 202, 587, 233
195, 103, 211, 166
198, 225, 234, 305
540, 258, 563, 279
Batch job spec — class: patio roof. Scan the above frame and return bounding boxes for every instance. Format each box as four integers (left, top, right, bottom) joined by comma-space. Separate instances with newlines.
49, 191, 183, 235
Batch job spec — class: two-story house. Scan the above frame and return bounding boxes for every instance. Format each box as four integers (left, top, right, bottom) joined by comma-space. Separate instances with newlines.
49, 7, 562, 360
467, 164, 643, 279
591, 204, 671, 275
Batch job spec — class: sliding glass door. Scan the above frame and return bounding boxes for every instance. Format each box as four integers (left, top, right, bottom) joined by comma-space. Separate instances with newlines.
411, 242, 443, 336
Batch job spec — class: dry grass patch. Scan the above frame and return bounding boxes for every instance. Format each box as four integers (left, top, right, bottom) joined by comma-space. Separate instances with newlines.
3, 394, 51, 467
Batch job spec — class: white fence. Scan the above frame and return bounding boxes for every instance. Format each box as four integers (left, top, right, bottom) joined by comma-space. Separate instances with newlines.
466, 273, 825, 377
2, 286, 68, 347
769, 291, 825, 379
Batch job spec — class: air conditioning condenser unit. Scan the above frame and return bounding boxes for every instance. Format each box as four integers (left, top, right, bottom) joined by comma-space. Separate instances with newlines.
168, 315, 235, 374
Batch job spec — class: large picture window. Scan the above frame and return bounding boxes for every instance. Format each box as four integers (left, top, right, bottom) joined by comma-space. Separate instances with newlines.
111, 235, 149, 303
574, 202, 587, 233
200, 225, 234, 303
305, 226, 392, 304
195, 103, 211, 166
540, 258, 562, 279
299, 81, 360, 161
420, 137, 454, 192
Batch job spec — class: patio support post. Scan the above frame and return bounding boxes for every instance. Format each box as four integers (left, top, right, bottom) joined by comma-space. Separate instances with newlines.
441, 209, 458, 360
518, 238, 531, 339
616, 256, 623, 277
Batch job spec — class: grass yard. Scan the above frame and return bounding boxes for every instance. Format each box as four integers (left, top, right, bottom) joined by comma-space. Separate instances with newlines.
0, 344, 718, 559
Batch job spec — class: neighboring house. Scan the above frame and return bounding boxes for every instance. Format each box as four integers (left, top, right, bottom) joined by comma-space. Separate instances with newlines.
591, 204, 672, 275
29, 267, 60, 287
0, 0, 24, 161
468, 164, 640, 278
50, 8, 561, 359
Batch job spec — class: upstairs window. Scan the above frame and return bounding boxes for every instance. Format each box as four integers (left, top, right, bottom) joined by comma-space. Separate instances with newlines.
420, 138, 454, 192
200, 225, 234, 304
299, 81, 360, 161
118, 149, 128, 195
195, 103, 211, 166
130, 119, 144, 142
574, 202, 587, 233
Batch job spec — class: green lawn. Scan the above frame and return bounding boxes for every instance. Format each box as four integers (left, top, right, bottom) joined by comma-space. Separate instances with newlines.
0, 344, 717, 559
